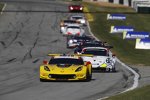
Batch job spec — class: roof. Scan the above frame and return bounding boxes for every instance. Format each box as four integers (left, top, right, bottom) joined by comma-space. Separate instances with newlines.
48, 54, 93, 58
83, 47, 107, 50
48, 54, 79, 59
70, 15, 84, 18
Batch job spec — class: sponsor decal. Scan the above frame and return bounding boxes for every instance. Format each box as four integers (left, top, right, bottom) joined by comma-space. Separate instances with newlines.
110, 26, 134, 33
135, 38, 150, 49
107, 14, 126, 20
123, 31, 149, 39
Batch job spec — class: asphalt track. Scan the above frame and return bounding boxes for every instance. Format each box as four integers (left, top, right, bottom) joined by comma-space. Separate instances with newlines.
0, 0, 135, 100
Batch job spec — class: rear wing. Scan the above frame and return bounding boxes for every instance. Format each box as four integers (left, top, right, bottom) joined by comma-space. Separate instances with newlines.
74, 54, 93, 57
48, 54, 93, 57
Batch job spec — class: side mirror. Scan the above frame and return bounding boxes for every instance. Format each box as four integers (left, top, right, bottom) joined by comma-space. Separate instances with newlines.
112, 54, 116, 58
43, 60, 48, 65
85, 61, 91, 66
109, 46, 113, 49
105, 45, 113, 49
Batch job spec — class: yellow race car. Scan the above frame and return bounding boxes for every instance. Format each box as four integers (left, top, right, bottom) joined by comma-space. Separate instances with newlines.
40, 54, 92, 82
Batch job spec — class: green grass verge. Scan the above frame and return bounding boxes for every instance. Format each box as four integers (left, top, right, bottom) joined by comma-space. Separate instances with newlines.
0, 3, 4, 12
105, 85, 150, 100
83, 2, 150, 66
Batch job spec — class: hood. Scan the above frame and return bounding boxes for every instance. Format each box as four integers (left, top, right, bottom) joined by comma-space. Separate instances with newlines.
48, 64, 84, 74
82, 56, 108, 65
67, 28, 80, 33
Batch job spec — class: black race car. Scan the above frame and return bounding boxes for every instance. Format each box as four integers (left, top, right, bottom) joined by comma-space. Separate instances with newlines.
68, 5, 83, 12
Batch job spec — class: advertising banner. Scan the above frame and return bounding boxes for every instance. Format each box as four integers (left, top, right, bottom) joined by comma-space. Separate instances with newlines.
110, 26, 134, 33
123, 31, 149, 39
107, 14, 126, 20
135, 38, 150, 49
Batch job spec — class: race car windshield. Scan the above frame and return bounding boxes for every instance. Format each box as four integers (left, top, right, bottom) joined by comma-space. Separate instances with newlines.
64, 20, 76, 24
49, 58, 84, 65
82, 49, 108, 56
72, 17, 83, 19
74, 36, 92, 40
67, 26, 80, 29
82, 43, 103, 47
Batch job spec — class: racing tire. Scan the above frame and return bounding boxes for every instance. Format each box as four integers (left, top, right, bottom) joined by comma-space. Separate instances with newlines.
66, 44, 69, 48
112, 67, 116, 72
106, 68, 111, 72
85, 70, 92, 82
40, 78, 47, 82
83, 24, 87, 27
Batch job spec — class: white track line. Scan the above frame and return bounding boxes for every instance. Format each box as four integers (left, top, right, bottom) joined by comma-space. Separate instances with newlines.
86, 21, 140, 100
1, 3, 6, 15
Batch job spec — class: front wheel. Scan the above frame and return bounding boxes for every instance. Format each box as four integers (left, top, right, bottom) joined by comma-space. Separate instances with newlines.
85, 71, 92, 82
40, 78, 47, 82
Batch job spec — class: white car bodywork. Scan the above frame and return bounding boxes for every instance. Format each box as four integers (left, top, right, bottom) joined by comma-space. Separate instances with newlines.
60, 23, 81, 33
60, 20, 79, 33
81, 47, 116, 72
62, 24, 85, 36
69, 15, 86, 26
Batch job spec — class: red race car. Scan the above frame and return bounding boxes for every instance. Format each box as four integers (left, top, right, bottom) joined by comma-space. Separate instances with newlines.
69, 5, 83, 12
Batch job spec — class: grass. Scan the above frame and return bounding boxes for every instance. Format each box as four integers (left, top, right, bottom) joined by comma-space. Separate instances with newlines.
82, 2, 150, 100
83, 2, 150, 66
0, 3, 4, 12
105, 85, 150, 100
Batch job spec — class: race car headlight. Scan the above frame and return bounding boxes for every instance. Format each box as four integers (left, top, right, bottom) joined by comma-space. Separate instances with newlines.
80, 7, 83, 10
44, 66, 50, 71
69, 40, 73, 43
70, 7, 73, 10
106, 58, 111, 63
73, 40, 77, 42
75, 67, 82, 72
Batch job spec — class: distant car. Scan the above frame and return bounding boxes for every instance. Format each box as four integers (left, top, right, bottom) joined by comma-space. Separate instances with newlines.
60, 20, 79, 33
74, 41, 106, 54
62, 24, 85, 36
40, 54, 92, 81
80, 47, 116, 72
67, 35, 95, 48
69, 15, 86, 26
68, 5, 83, 12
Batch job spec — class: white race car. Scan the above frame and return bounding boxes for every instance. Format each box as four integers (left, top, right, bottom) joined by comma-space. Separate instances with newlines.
62, 24, 84, 36
69, 15, 86, 26
60, 20, 79, 33
80, 47, 116, 72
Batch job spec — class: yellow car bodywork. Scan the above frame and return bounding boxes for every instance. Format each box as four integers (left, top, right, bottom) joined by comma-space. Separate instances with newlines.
40, 54, 92, 81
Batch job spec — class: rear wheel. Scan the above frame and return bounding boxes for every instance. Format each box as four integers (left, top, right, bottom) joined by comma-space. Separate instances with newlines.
66, 44, 69, 48
112, 67, 116, 72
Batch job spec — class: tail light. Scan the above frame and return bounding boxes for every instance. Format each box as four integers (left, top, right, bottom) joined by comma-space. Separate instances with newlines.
77, 32, 80, 36
68, 32, 71, 35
